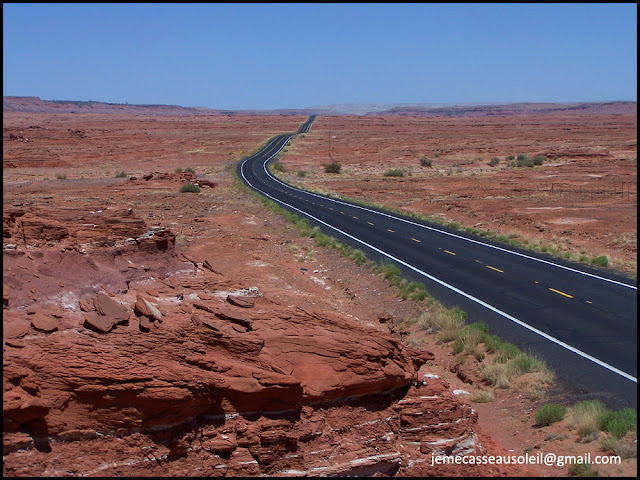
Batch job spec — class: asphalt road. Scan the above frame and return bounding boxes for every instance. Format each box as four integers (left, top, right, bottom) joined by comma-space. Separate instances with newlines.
238, 116, 637, 409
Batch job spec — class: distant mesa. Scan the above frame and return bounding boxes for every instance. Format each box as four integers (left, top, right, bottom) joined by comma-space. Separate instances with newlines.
3, 96, 636, 117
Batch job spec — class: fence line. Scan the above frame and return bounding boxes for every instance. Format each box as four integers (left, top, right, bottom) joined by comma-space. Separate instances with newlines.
502, 183, 637, 201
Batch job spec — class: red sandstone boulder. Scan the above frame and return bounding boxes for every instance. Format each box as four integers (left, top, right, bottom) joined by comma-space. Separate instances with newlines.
134, 293, 163, 322
227, 294, 256, 308
29, 312, 59, 333
93, 293, 130, 324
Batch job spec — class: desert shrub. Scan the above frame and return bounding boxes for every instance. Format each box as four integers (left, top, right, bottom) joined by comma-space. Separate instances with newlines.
591, 255, 609, 267
489, 157, 500, 167
517, 153, 529, 161
509, 353, 544, 376
481, 362, 511, 389
271, 161, 286, 172
516, 157, 535, 168
420, 157, 432, 167
532, 155, 546, 166
410, 289, 430, 301
174, 167, 183, 173
506, 155, 515, 161
115, 170, 127, 178
606, 408, 637, 438
535, 403, 566, 427
324, 161, 342, 174
55, 173, 67, 180
383, 168, 405, 177
567, 462, 599, 477
494, 342, 521, 363
179, 183, 200, 193
601, 437, 637, 459
579, 254, 590, 264
471, 390, 495, 403
381, 263, 401, 280
184, 167, 196, 173
482, 334, 503, 354
297, 170, 307, 177
568, 399, 610, 441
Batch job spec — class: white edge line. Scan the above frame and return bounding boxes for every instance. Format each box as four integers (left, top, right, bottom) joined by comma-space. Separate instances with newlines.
261, 152, 636, 291
239, 144, 637, 384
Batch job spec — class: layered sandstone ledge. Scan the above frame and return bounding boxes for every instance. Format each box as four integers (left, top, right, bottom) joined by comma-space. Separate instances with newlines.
3, 203, 532, 476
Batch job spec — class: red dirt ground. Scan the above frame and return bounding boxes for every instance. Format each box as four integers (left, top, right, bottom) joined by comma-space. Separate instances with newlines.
3, 112, 637, 476
279, 114, 637, 277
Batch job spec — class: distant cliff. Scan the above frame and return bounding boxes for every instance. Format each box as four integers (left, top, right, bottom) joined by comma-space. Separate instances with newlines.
2, 96, 228, 116
365, 101, 637, 117
4, 96, 636, 116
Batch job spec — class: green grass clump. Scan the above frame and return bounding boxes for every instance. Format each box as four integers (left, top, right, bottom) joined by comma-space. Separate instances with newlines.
383, 168, 405, 177
605, 408, 637, 438
535, 403, 566, 426
55, 173, 67, 180
114, 170, 127, 178
489, 157, 500, 167
420, 157, 432, 167
591, 255, 609, 267
569, 399, 637, 441
179, 183, 200, 193
185, 167, 196, 173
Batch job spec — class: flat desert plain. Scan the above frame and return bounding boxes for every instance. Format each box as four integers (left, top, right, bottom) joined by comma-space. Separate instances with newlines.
279, 114, 637, 277
2, 111, 637, 477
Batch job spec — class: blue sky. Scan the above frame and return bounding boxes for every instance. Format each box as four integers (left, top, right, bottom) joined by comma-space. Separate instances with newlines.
3, 3, 637, 110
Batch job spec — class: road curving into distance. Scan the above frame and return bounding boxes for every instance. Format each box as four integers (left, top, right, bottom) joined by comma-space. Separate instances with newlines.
238, 115, 637, 409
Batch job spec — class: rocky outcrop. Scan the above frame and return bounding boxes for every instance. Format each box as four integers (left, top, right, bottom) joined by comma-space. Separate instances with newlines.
2, 270, 532, 476
2, 201, 531, 475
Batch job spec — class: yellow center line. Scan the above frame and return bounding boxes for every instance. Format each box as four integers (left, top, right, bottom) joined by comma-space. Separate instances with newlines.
412, 238, 421, 243
387, 229, 395, 233
549, 288, 573, 298
486, 265, 504, 273
586, 300, 593, 304
444, 250, 456, 255
353, 216, 358, 219
367, 222, 374, 226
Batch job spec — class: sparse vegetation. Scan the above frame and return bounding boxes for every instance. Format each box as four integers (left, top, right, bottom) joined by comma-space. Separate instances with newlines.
179, 183, 200, 193
383, 168, 405, 177
471, 390, 495, 403
489, 157, 500, 167
420, 157, 433, 167
567, 399, 636, 442
324, 160, 342, 174
55, 173, 67, 180
185, 167, 196, 173
568, 461, 600, 477
601, 436, 637, 459
174, 167, 183, 173
115, 170, 127, 178
271, 160, 286, 172
591, 255, 609, 267
535, 403, 567, 427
